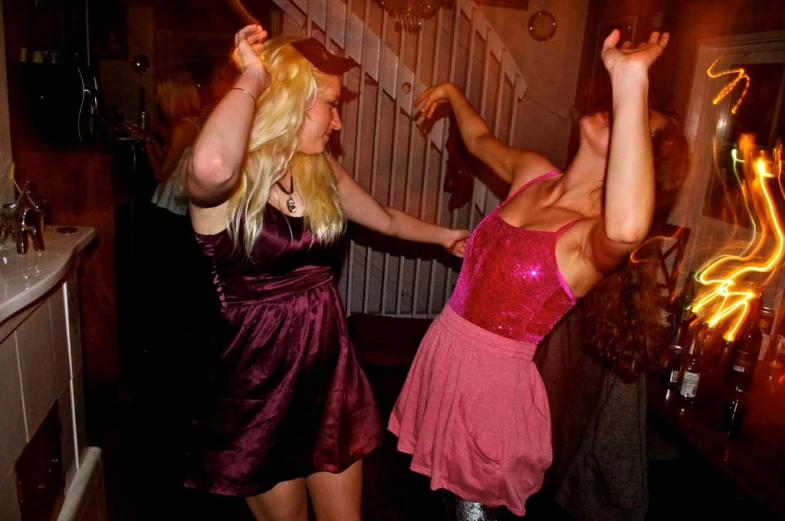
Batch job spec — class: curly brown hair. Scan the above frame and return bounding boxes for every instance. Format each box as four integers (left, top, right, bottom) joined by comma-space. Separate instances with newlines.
581, 111, 691, 382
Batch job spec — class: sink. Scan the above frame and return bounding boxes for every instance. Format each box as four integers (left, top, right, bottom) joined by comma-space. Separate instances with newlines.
0, 248, 66, 293
0, 225, 95, 333
0, 249, 64, 277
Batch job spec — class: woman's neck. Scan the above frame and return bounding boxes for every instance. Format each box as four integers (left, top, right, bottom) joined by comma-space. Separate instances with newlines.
557, 147, 608, 216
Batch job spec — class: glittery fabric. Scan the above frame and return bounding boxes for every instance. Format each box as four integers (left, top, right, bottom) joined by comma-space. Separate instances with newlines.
449, 172, 577, 344
391, 171, 578, 516
440, 490, 524, 521
184, 204, 383, 496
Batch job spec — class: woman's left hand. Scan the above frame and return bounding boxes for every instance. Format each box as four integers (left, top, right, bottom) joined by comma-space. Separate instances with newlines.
443, 229, 470, 257
601, 30, 669, 78
232, 24, 268, 74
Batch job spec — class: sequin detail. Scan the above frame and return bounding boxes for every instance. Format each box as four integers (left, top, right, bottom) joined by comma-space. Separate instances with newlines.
440, 490, 522, 520
448, 173, 577, 344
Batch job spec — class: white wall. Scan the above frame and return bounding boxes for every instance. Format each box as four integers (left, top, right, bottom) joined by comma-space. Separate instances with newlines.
478, 0, 589, 169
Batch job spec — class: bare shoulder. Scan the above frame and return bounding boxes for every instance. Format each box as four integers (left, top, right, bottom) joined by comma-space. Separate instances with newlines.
190, 201, 229, 235
508, 152, 560, 194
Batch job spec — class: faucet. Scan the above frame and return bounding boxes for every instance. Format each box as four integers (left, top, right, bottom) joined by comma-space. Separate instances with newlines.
0, 181, 46, 254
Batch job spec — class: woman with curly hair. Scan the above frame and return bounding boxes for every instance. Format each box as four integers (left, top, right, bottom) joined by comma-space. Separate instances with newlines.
581, 116, 690, 381
182, 25, 469, 521
535, 117, 689, 521
390, 30, 686, 520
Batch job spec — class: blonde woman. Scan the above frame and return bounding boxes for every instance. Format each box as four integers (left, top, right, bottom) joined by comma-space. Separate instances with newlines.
126, 64, 202, 215
182, 25, 469, 521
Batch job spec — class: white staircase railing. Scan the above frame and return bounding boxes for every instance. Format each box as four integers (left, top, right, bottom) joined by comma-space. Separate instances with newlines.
272, 0, 528, 317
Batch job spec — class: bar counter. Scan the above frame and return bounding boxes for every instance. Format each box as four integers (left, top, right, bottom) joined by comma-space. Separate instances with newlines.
647, 369, 785, 520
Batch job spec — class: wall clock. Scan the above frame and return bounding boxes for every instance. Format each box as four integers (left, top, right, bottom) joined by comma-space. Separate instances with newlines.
528, 10, 557, 42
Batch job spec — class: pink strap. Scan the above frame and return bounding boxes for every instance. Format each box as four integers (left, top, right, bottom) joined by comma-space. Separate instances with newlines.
501, 170, 560, 207
555, 217, 586, 235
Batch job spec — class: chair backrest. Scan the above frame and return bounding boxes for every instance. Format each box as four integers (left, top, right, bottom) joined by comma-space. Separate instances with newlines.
653, 224, 691, 306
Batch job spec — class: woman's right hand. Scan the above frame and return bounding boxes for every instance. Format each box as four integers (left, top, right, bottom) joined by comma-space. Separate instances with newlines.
232, 24, 268, 75
121, 123, 153, 142
601, 29, 669, 80
414, 82, 458, 120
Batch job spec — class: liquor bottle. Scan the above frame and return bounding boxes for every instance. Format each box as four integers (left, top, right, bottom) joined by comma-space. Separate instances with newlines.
665, 317, 692, 387
675, 271, 697, 325
762, 334, 785, 395
759, 306, 775, 361
138, 86, 148, 130
679, 322, 707, 404
720, 385, 749, 434
726, 294, 763, 393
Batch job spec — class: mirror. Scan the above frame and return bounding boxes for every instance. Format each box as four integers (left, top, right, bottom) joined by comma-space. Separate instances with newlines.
703, 61, 785, 228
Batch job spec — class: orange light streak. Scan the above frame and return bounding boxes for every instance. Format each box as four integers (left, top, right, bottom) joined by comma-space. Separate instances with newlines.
692, 137, 785, 341
707, 57, 750, 114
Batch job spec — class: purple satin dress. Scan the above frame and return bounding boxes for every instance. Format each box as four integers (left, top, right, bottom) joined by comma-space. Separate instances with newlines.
184, 205, 383, 496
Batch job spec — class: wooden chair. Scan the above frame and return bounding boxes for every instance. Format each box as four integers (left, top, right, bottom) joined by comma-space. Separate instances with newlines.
652, 223, 692, 306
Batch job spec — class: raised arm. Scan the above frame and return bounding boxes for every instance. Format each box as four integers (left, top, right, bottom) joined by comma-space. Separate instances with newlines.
330, 156, 469, 256
185, 25, 269, 207
586, 30, 670, 272
414, 82, 553, 186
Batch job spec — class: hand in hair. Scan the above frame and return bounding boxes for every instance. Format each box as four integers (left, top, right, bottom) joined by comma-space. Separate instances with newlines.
232, 24, 268, 75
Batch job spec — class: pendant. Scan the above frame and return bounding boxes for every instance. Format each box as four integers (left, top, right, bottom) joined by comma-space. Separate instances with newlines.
287, 197, 297, 214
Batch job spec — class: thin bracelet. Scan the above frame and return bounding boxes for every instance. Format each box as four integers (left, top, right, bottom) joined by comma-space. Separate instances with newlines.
231, 87, 257, 104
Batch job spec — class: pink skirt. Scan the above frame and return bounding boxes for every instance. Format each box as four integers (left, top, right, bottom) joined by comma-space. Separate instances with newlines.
389, 305, 552, 516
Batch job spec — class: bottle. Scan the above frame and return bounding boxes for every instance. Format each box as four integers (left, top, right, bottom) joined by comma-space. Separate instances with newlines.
679, 322, 707, 404
675, 271, 697, 325
726, 294, 763, 393
138, 86, 148, 130
665, 317, 691, 387
665, 343, 685, 387
720, 386, 749, 434
758, 306, 775, 361
762, 334, 785, 395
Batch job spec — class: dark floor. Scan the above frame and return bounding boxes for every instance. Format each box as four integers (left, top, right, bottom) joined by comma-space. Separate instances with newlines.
91, 359, 573, 521
90, 342, 774, 521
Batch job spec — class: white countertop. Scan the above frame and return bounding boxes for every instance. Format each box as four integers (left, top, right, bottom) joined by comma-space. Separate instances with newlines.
0, 226, 96, 325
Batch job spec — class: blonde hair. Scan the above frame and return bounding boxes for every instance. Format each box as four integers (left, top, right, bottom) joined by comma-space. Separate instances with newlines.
227, 37, 346, 255
154, 65, 201, 124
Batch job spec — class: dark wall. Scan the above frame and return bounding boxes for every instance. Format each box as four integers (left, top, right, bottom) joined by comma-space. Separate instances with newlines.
90, 0, 275, 59
152, 0, 257, 32
572, 0, 785, 129
664, 0, 785, 120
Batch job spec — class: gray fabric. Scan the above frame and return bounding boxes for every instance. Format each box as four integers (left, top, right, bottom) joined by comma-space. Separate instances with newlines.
534, 303, 648, 521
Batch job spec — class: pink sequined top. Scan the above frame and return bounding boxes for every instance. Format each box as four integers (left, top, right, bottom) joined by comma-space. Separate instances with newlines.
448, 171, 580, 344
